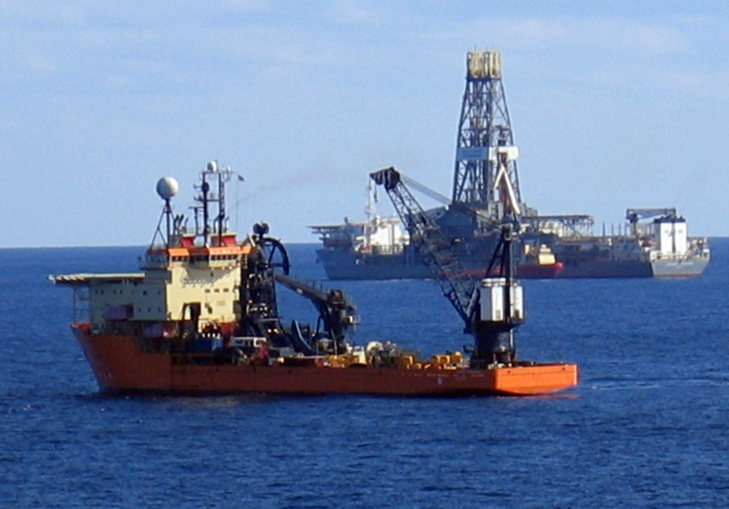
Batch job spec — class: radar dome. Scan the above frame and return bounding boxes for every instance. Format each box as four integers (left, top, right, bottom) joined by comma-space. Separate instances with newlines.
207, 161, 218, 172
156, 177, 180, 201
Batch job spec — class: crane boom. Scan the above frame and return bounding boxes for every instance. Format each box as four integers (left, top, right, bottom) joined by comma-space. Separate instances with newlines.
274, 273, 357, 350
626, 208, 677, 236
372, 166, 526, 365
370, 167, 479, 329
387, 171, 497, 229
396, 172, 452, 207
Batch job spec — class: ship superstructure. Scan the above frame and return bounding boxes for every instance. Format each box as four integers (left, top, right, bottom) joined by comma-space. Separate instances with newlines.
51, 161, 577, 396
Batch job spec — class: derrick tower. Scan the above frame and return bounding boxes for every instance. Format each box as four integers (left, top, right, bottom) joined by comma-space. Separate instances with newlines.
451, 50, 522, 222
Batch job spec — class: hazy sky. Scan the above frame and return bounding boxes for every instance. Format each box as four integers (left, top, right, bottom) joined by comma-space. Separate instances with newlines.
2, 1, 728, 247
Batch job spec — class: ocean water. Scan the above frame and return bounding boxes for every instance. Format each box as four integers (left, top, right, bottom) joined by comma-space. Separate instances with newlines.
1, 240, 728, 508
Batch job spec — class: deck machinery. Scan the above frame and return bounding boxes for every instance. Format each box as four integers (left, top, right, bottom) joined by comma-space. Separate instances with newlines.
372, 166, 527, 367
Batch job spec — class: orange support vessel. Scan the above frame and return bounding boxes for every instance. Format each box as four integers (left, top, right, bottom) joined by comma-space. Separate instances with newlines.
70, 325, 577, 397
52, 163, 578, 397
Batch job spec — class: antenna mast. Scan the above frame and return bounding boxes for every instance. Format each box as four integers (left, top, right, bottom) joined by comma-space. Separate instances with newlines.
192, 161, 235, 246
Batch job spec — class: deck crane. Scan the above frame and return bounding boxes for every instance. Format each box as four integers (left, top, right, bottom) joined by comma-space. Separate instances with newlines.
371, 167, 524, 366
274, 273, 357, 354
370, 167, 477, 327
625, 208, 677, 236
239, 223, 356, 356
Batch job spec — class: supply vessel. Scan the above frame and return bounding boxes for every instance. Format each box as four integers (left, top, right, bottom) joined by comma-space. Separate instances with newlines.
51, 161, 577, 397
547, 208, 710, 278
311, 49, 709, 280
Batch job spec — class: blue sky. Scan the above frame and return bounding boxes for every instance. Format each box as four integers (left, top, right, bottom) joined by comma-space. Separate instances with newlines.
2, 1, 728, 247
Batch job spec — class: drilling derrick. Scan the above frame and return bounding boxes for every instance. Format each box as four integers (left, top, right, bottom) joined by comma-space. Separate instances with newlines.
452, 50, 522, 222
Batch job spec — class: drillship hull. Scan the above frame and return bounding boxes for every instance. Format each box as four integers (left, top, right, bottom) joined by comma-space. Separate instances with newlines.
319, 250, 709, 280
316, 249, 564, 281
72, 325, 578, 397
317, 249, 432, 280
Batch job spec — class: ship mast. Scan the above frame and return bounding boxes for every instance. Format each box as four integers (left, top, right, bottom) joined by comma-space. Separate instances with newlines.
192, 161, 235, 246
151, 177, 180, 248
451, 49, 522, 222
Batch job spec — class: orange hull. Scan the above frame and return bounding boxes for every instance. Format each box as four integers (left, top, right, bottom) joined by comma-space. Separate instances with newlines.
72, 325, 578, 397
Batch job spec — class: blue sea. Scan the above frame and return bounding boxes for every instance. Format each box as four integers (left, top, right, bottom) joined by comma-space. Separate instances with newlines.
1, 240, 728, 508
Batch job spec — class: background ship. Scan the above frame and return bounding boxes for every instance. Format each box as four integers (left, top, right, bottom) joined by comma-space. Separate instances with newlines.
311, 49, 709, 280
311, 180, 562, 280
547, 208, 710, 278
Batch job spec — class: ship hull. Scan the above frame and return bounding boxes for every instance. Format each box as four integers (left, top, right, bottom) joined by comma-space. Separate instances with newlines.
316, 249, 563, 281
651, 257, 709, 277
557, 258, 709, 278
316, 249, 431, 280
557, 259, 653, 278
318, 249, 709, 280
72, 325, 578, 397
